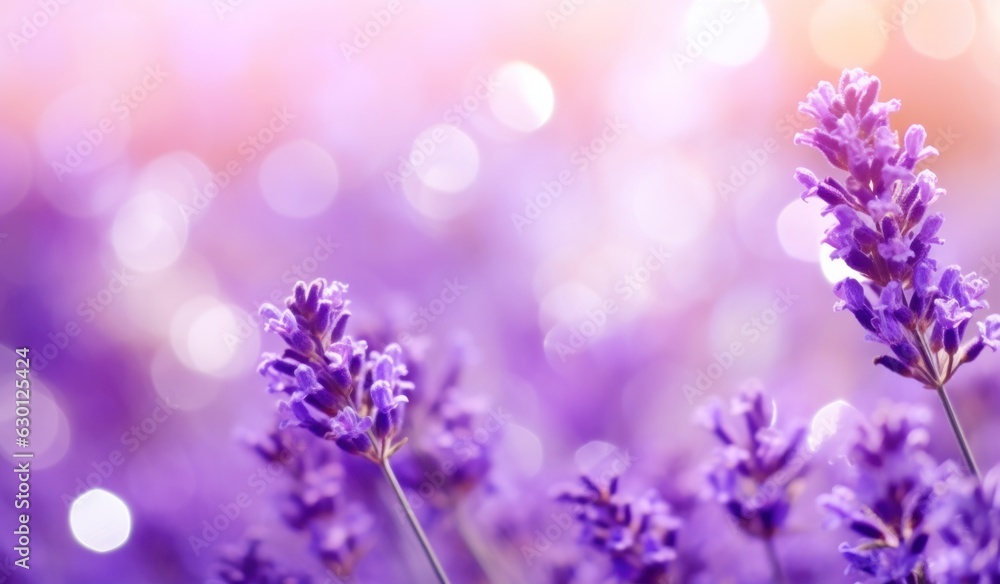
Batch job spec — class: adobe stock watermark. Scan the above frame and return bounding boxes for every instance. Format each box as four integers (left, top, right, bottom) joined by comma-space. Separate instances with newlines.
544, 0, 595, 30
673, 0, 754, 72
7, 0, 73, 54
211, 0, 252, 21
441, 75, 500, 130
976, 254, 1000, 280
385, 75, 500, 191
221, 235, 340, 352
188, 440, 308, 557
520, 447, 636, 565
396, 278, 468, 348
552, 245, 671, 361
340, 0, 407, 62
51, 65, 168, 181
392, 407, 511, 517
876, 0, 929, 38
179, 107, 295, 222
33, 268, 137, 372
511, 116, 628, 233
717, 107, 959, 201
682, 288, 799, 404
60, 397, 179, 508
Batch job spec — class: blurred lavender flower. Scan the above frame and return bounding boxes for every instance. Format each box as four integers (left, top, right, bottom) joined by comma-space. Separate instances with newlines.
698, 384, 808, 540
215, 539, 311, 584
930, 464, 1000, 582
259, 278, 411, 462
794, 69, 1000, 386
554, 475, 681, 583
247, 429, 372, 577
817, 403, 939, 583
698, 384, 807, 583
405, 345, 494, 500
793, 67, 997, 476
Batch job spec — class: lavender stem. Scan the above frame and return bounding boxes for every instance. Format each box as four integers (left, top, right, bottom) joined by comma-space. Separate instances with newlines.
380, 458, 452, 584
764, 536, 787, 584
935, 384, 981, 479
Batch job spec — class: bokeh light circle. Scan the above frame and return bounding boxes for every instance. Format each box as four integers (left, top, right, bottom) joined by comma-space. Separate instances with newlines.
819, 246, 860, 284
170, 297, 260, 378
69, 489, 132, 553
682, 0, 771, 67
809, 0, 887, 69
776, 199, 830, 263
489, 61, 555, 133
903, 0, 975, 60
35, 85, 130, 178
110, 192, 189, 272
498, 424, 543, 477
410, 124, 480, 193
259, 140, 339, 218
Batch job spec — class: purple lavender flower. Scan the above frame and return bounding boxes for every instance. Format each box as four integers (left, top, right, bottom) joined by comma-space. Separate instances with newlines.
698, 384, 808, 541
817, 403, 938, 582
246, 429, 372, 577
258, 278, 451, 583
929, 464, 1000, 582
258, 279, 412, 462
368, 344, 411, 444
555, 475, 681, 583
215, 539, 311, 584
405, 346, 495, 499
794, 69, 1000, 387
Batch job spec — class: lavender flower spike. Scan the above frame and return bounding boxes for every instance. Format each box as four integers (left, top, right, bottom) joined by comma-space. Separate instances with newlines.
930, 464, 1000, 582
259, 278, 450, 583
258, 279, 408, 462
817, 403, 938, 583
215, 539, 311, 584
554, 475, 681, 583
698, 383, 808, 583
794, 69, 999, 476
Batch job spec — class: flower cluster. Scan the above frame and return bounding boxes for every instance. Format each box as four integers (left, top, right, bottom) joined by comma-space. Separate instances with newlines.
794, 68, 1000, 386
248, 429, 371, 576
818, 403, 938, 582
698, 384, 808, 539
215, 539, 310, 584
930, 464, 1000, 582
258, 279, 412, 462
403, 346, 495, 500
555, 475, 681, 583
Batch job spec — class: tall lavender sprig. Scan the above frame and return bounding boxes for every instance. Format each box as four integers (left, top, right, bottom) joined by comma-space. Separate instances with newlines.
793, 68, 1000, 476
698, 384, 809, 583
818, 403, 939, 583
259, 278, 450, 583
554, 475, 682, 583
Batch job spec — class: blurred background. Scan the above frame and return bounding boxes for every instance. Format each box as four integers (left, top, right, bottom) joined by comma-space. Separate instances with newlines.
2, 0, 1000, 581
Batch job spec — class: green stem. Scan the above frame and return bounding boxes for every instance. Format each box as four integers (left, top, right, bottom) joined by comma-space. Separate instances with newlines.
935, 384, 980, 479
380, 458, 451, 584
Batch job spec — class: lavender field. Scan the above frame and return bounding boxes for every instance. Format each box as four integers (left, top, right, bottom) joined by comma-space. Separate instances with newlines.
3, 1, 1000, 582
